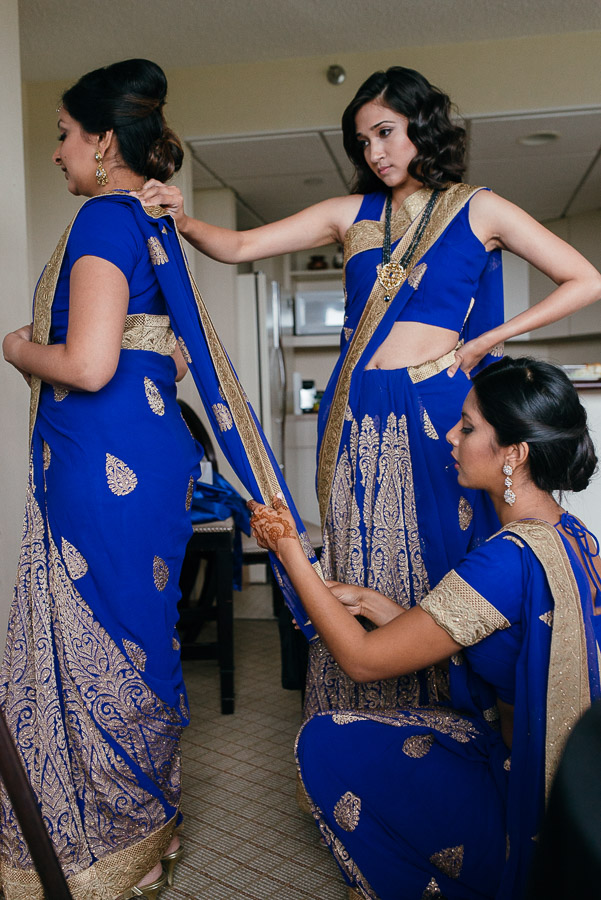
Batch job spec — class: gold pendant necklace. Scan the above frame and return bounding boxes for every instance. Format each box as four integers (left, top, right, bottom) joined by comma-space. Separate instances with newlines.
378, 191, 439, 299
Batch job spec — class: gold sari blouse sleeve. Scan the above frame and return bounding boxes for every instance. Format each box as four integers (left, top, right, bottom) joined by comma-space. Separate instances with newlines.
420, 569, 511, 647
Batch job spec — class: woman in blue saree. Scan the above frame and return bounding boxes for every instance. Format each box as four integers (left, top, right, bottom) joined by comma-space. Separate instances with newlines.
248, 357, 601, 900
1, 59, 319, 900
137, 67, 601, 716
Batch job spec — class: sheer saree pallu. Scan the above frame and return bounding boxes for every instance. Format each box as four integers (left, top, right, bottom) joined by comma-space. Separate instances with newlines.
306, 185, 503, 716
296, 521, 601, 900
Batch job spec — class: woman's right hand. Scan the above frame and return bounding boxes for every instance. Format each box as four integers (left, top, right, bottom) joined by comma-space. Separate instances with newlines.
326, 580, 366, 617
132, 180, 187, 229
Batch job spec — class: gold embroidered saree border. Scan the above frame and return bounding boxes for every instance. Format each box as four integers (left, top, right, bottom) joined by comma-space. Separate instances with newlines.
503, 520, 591, 796
420, 569, 510, 646
317, 183, 481, 524
28, 218, 77, 445
0, 814, 176, 900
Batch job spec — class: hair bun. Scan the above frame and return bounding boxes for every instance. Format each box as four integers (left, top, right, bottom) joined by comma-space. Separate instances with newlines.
61, 58, 183, 183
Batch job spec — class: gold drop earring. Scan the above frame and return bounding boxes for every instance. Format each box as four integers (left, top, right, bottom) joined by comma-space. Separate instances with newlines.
503, 463, 516, 506
95, 150, 108, 186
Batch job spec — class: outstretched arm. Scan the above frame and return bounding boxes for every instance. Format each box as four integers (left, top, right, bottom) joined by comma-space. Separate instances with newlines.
133, 180, 362, 264
447, 190, 601, 377
249, 498, 461, 682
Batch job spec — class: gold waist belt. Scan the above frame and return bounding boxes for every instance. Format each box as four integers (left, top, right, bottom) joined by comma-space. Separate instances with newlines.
121, 314, 177, 356
407, 341, 463, 384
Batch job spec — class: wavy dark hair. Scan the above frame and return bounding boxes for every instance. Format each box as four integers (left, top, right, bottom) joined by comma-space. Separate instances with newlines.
61, 58, 183, 182
342, 66, 466, 194
472, 357, 598, 494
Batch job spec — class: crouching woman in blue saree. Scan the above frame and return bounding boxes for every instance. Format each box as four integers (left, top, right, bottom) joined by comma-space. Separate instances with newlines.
248, 356, 601, 900
136, 66, 601, 716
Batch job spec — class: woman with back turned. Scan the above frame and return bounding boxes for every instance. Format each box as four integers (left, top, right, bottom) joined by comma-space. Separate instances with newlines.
1, 59, 196, 899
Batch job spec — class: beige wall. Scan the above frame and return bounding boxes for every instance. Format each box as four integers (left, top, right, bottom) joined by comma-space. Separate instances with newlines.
1, 0, 30, 646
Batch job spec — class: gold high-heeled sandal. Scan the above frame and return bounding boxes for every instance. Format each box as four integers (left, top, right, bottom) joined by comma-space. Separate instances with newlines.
121, 870, 167, 899
161, 843, 184, 887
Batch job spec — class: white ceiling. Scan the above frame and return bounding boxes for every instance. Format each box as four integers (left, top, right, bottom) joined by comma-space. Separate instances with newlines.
17, 0, 601, 226
190, 108, 601, 227
18, 0, 601, 83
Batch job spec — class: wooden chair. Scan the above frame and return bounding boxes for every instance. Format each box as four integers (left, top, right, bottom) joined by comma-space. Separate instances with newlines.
177, 400, 236, 714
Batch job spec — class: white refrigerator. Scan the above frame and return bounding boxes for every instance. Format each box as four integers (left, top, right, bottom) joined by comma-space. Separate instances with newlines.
234, 272, 294, 476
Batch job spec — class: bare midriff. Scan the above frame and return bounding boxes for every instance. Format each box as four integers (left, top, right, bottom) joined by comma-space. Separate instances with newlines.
365, 321, 460, 370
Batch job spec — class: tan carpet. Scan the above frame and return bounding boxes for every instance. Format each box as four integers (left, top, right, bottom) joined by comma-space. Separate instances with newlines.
165, 618, 347, 899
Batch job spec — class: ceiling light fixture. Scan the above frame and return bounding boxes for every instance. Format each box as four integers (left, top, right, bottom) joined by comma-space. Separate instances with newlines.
517, 131, 561, 146
327, 65, 346, 85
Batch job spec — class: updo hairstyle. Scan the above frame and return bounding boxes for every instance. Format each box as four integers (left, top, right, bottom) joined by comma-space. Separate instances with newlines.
61, 58, 183, 182
342, 66, 466, 194
472, 357, 598, 494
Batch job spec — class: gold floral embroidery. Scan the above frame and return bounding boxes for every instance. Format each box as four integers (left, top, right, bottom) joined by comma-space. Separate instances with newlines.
344, 404, 354, 422
61, 538, 88, 581
122, 639, 147, 672
147, 236, 169, 265
122, 314, 176, 356
179, 693, 189, 719
177, 336, 192, 364
503, 535, 524, 549
343, 327, 353, 341
161, 225, 168, 234
421, 569, 510, 646
213, 402, 233, 432
106, 453, 138, 496
185, 476, 195, 512
504, 756, 511, 771
483, 706, 499, 723
458, 496, 473, 531
422, 877, 445, 899
402, 734, 435, 758
333, 791, 361, 832
2, 477, 183, 893
332, 713, 368, 725
43, 441, 51, 471
144, 376, 165, 416
429, 845, 464, 879
450, 653, 464, 666
172, 636, 181, 651
408, 262, 427, 289
153, 556, 169, 591
53, 386, 69, 402
539, 610, 553, 627
422, 408, 439, 440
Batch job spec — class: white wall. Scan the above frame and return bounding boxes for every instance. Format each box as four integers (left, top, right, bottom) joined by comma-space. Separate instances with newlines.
0, 0, 31, 647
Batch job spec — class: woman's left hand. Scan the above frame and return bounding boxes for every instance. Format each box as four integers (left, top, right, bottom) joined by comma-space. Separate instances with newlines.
247, 494, 300, 560
447, 334, 499, 378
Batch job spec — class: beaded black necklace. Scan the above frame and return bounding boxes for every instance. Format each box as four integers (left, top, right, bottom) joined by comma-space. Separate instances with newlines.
379, 189, 440, 301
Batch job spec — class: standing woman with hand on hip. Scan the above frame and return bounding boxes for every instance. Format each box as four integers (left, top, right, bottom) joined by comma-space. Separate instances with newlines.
136, 66, 601, 717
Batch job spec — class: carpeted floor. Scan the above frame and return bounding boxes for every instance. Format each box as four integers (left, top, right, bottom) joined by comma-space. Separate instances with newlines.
164, 617, 348, 899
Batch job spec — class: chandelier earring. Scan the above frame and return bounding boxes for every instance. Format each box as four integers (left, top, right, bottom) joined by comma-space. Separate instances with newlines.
502, 462, 516, 506
95, 150, 108, 186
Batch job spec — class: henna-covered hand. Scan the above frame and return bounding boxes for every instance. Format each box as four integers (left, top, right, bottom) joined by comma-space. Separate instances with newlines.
247, 494, 299, 560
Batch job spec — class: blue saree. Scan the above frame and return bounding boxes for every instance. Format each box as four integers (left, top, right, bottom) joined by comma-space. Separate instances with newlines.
0, 193, 316, 899
296, 517, 601, 899
305, 185, 503, 716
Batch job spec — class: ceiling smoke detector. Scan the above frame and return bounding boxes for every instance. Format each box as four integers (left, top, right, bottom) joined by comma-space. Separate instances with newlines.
327, 65, 346, 85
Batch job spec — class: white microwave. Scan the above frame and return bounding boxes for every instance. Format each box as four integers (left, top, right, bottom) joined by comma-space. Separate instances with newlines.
293, 290, 345, 335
